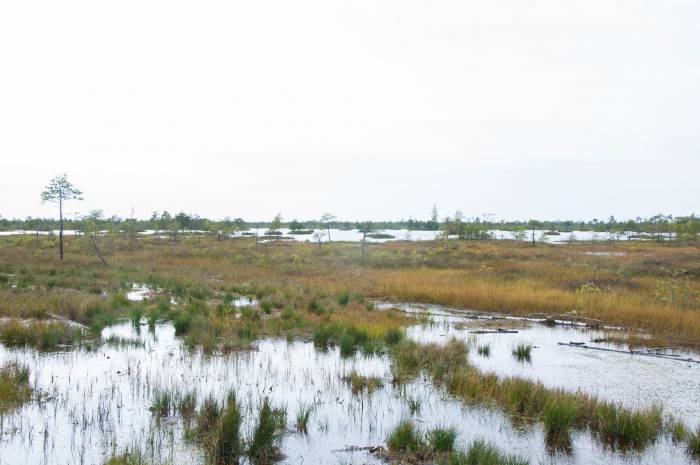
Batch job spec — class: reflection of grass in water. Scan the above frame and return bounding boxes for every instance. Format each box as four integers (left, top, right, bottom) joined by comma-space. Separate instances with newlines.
511, 344, 532, 362
477, 344, 491, 357
0, 362, 31, 414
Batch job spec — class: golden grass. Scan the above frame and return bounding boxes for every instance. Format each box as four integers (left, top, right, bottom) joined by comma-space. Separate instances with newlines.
1, 235, 698, 348
371, 268, 700, 347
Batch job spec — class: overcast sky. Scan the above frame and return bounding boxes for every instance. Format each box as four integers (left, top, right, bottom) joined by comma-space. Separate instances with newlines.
1, 0, 698, 222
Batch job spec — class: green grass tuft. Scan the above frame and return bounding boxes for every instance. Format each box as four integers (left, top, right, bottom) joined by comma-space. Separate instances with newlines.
511, 344, 532, 362
295, 403, 313, 433
386, 420, 425, 454
427, 426, 458, 452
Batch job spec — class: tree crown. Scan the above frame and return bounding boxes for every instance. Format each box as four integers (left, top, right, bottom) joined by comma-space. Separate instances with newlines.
41, 174, 83, 204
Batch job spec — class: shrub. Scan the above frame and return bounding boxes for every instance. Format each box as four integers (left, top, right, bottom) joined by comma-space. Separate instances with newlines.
336, 291, 350, 306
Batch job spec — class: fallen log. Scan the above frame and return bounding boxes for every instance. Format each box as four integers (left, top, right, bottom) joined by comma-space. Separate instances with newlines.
557, 342, 700, 364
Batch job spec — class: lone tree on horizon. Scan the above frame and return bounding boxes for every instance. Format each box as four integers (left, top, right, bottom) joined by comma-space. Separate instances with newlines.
41, 174, 83, 260
320, 212, 336, 242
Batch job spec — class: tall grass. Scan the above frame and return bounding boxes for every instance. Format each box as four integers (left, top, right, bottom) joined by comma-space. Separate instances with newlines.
248, 398, 283, 463
542, 397, 577, 445
427, 427, 458, 452
386, 420, 424, 453
407, 396, 422, 415
511, 344, 532, 362
150, 389, 173, 417
477, 344, 491, 357
0, 320, 84, 350
445, 440, 530, 465
295, 403, 313, 433
688, 426, 700, 457
211, 391, 242, 465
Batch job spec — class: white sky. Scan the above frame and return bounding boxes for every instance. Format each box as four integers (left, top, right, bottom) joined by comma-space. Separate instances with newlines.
1, 0, 698, 222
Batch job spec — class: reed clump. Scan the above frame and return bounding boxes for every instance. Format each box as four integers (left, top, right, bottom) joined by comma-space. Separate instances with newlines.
343, 370, 384, 395
386, 420, 425, 454
427, 427, 458, 453
0, 362, 31, 413
444, 440, 530, 465
295, 403, 313, 433
511, 344, 532, 362
687, 426, 700, 457
477, 344, 491, 357
248, 398, 284, 464
211, 391, 242, 465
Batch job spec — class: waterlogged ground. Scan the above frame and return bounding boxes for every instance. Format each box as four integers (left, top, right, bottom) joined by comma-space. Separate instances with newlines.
0, 303, 698, 465
0, 228, 671, 243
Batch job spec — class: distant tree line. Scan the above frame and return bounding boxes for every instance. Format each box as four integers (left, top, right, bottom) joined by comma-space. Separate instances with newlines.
2, 211, 699, 241
2, 178, 699, 244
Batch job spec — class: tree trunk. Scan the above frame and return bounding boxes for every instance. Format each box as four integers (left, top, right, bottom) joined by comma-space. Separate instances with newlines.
531, 227, 535, 247
327, 225, 331, 243
59, 198, 64, 260
90, 234, 109, 266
